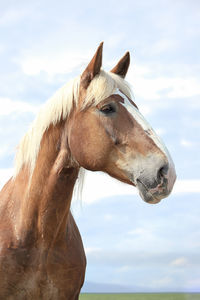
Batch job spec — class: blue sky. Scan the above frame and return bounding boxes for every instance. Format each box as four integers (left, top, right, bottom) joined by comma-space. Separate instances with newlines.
0, 0, 200, 293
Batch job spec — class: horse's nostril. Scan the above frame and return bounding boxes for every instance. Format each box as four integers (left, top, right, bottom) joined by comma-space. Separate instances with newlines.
157, 164, 169, 181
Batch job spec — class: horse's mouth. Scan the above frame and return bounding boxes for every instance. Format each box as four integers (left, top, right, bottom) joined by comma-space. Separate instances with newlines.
136, 178, 164, 204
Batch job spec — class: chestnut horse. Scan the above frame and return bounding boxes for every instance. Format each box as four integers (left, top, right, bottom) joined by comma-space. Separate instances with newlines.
0, 43, 176, 299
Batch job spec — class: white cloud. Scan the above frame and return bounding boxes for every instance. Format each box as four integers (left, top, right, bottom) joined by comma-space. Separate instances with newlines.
116, 265, 131, 273
106, 34, 125, 49
19, 52, 87, 76
180, 138, 200, 149
0, 9, 28, 26
173, 180, 200, 194
0, 145, 10, 158
167, 78, 200, 98
104, 214, 115, 221
79, 171, 137, 205
0, 97, 40, 115
138, 104, 152, 116
171, 257, 189, 267
149, 38, 177, 55
0, 44, 5, 55
155, 128, 166, 136
0, 168, 13, 189
85, 247, 101, 255
125, 227, 161, 251
128, 228, 151, 236
128, 65, 200, 100
180, 139, 194, 148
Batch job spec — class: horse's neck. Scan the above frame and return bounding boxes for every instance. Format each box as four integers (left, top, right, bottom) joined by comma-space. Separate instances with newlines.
16, 123, 79, 246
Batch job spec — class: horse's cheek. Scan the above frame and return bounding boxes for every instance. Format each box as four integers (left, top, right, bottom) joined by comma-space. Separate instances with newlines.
69, 122, 111, 171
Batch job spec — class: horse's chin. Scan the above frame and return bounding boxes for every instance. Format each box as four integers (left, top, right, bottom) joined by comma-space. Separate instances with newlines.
136, 180, 165, 204
139, 190, 162, 204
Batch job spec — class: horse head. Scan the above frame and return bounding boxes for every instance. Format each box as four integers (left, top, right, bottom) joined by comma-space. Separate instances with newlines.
66, 43, 176, 204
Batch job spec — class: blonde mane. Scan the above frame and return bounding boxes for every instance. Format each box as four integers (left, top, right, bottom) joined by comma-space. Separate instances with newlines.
14, 70, 132, 177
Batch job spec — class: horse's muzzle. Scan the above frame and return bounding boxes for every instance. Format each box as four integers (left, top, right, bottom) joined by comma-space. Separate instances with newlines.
136, 163, 176, 204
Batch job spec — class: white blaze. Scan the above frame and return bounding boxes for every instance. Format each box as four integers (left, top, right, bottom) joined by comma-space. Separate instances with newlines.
115, 89, 176, 189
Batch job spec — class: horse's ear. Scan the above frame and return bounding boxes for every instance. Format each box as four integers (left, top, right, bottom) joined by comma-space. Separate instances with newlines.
110, 51, 130, 78
81, 42, 103, 89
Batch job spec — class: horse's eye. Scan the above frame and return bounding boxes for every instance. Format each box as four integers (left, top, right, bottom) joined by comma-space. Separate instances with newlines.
100, 104, 116, 115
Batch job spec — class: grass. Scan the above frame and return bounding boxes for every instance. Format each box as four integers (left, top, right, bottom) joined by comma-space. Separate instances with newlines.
79, 293, 200, 300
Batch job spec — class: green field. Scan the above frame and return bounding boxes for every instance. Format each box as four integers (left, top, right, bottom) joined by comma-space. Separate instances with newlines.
80, 293, 200, 300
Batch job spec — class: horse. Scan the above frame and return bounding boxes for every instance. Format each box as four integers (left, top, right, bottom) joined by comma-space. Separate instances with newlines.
0, 42, 176, 299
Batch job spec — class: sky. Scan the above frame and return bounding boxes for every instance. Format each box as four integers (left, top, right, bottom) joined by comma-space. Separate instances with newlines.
0, 0, 200, 293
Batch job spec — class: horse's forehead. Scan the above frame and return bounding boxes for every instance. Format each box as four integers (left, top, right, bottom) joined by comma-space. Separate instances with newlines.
96, 94, 124, 106
112, 90, 138, 109
98, 91, 138, 109
114, 88, 149, 128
